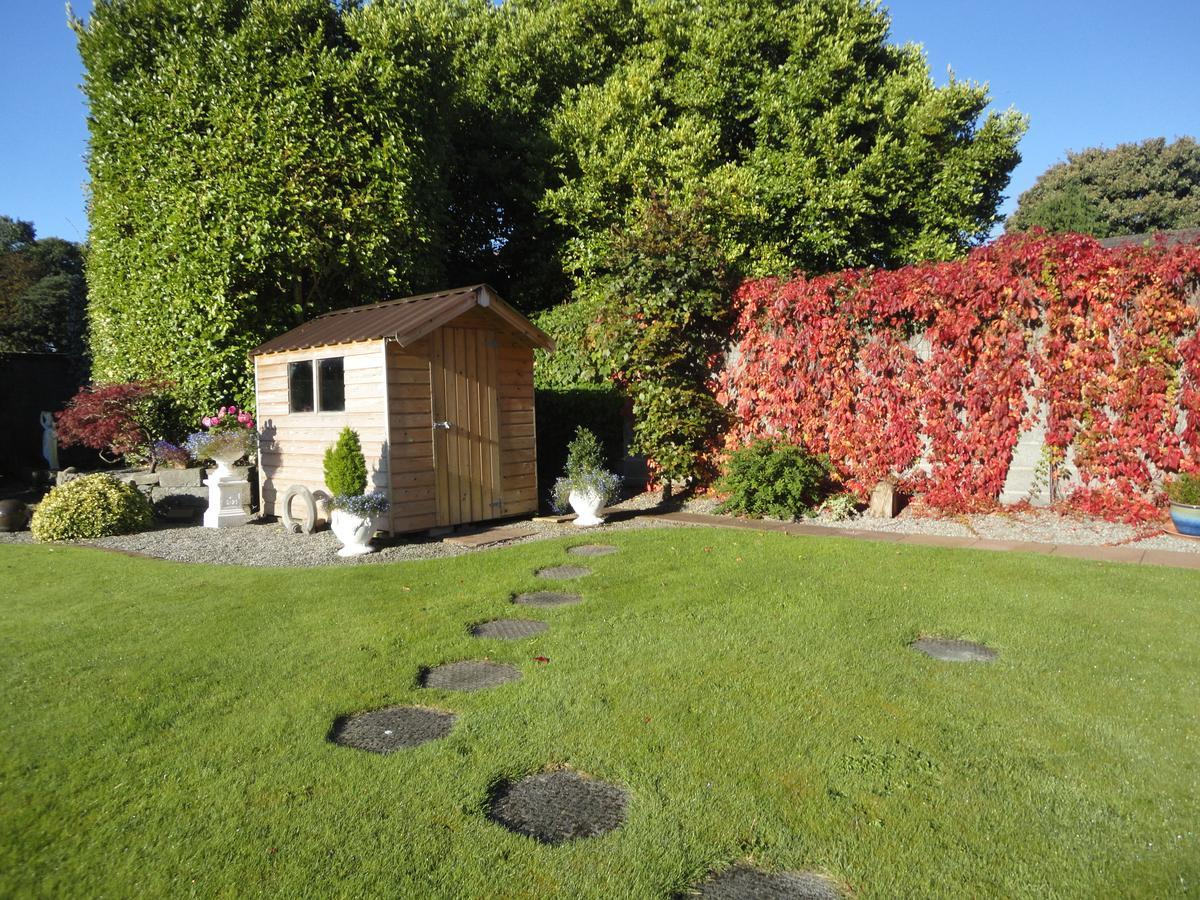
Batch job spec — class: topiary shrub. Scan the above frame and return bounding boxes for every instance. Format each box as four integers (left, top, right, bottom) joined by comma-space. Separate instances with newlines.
716, 439, 831, 520
324, 427, 368, 497
30, 474, 153, 541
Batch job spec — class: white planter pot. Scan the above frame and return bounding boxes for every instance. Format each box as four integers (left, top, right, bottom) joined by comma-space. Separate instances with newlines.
208, 448, 245, 482
331, 508, 378, 556
568, 489, 605, 527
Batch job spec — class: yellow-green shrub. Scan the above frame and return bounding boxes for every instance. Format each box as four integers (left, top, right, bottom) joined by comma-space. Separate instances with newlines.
31, 474, 153, 542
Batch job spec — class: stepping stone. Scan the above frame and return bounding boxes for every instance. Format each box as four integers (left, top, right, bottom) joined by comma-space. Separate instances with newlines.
568, 544, 619, 557
329, 705, 455, 753
911, 637, 998, 663
513, 591, 583, 608
687, 864, 841, 899
488, 770, 628, 845
536, 565, 593, 580
421, 660, 522, 691
471, 618, 549, 640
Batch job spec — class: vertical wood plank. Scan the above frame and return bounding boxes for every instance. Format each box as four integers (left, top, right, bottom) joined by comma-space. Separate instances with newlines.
454, 327, 470, 523
430, 330, 450, 527
468, 329, 484, 521
485, 333, 502, 512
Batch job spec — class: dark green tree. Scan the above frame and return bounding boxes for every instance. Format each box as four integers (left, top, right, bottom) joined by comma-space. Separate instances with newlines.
0, 216, 88, 362
1008, 137, 1200, 237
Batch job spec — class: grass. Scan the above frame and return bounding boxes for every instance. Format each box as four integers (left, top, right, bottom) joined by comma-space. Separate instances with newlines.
0, 527, 1197, 898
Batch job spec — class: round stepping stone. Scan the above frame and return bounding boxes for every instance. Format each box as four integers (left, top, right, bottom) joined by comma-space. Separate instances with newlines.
329, 705, 455, 753
536, 565, 593, 580
471, 618, 549, 640
421, 660, 522, 691
568, 544, 619, 557
911, 637, 998, 663
689, 864, 841, 899
488, 770, 628, 845
513, 590, 583, 608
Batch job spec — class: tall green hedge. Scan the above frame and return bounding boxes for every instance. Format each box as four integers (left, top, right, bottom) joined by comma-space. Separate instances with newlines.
75, 0, 457, 417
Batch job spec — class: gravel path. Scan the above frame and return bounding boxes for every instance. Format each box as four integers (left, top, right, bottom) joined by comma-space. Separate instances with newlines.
2, 489, 1196, 564
0, 494, 681, 568
679, 495, 1200, 553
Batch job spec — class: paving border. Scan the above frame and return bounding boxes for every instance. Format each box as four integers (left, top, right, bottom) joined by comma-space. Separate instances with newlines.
655, 511, 1200, 570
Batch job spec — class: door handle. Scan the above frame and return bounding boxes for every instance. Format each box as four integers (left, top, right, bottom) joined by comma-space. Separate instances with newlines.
433, 420, 452, 430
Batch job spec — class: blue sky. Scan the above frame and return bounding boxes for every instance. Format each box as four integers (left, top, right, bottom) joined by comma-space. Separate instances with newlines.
2, 0, 1197, 242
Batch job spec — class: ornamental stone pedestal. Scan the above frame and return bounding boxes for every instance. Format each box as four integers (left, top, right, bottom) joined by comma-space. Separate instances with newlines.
203, 472, 250, 528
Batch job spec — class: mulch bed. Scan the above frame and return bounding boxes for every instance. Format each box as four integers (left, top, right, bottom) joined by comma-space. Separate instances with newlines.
536, 565, 593, 580
513, 591, 583, 608
685, 864, 841, 899
421, 660, 522, 691
910, 637, 998, 663
567, 544, 620, 557
329, 705, 456, 753
487, 770, 628, 845
471, 619, 549, 640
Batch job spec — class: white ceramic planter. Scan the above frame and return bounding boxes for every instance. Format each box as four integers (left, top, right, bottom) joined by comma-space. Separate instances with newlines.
331, 508, 378, 556
568, 489, 605, 527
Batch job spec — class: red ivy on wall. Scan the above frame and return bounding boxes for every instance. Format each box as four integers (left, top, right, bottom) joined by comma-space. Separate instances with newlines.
717, 232, 1200, 521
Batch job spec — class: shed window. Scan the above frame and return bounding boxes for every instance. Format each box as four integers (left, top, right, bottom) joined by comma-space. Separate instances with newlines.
287, 357, 345, 413
288, 361, 314, 412
318, 358, 345, 411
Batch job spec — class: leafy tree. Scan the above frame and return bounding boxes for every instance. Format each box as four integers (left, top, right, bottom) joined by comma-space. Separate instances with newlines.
0, 215, 88, 361
1008, 137, 1200, 237
582, 195, 733, 490
544, 0, 1026, 279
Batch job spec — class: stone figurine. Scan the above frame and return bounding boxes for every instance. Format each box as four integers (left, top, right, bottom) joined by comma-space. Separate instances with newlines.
40, 411, 59, 470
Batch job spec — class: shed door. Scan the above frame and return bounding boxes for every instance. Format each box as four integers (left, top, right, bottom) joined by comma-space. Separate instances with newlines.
430, 327, 503, 526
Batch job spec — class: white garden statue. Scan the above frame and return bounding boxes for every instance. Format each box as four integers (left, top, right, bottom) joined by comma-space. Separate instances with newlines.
40, 411, 58, 470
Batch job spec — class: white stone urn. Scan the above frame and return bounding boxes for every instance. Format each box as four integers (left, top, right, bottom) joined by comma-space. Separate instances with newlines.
568, 489, 605, 527
208, 447, 245, 481
330, 509, 379, 556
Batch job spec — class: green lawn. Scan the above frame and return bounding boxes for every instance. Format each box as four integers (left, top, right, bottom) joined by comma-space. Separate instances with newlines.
1, 529, 1197, 898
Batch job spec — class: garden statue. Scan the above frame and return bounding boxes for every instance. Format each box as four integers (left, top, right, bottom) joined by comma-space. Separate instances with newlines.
40, 412, 58, 470
185, 406, 256, 528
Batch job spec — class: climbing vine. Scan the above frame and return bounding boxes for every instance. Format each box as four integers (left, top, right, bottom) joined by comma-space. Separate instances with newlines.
718, 232, 1200, 521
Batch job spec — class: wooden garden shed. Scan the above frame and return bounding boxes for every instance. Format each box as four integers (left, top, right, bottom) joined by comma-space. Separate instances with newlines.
251, 285, 553, 534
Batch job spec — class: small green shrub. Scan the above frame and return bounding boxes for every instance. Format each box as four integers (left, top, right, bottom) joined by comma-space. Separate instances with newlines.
716, 439, 831, 520
323, 427, 368, 497
1166, 472, 1200, 505
30, 474, 153, 541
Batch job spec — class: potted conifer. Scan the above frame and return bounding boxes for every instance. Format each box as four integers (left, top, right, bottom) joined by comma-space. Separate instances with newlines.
552, 426, 621, 526
324, 427, 389, 556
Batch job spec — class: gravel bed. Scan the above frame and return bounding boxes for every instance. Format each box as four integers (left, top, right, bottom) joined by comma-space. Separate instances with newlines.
0, 492, 682, 568
2, 489, 1196, 564
678, 495, 1200, 554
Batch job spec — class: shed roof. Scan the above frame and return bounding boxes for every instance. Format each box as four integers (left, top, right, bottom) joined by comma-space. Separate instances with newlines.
251, 284, 554, 356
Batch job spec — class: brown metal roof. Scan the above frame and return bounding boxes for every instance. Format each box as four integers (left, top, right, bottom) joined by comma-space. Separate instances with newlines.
251, 284, 554, 356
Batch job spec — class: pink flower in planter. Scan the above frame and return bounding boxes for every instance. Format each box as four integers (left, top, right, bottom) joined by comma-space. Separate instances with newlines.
228, 406, 238, 415
202, 417, 212, 427
219, 407, 227, 416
